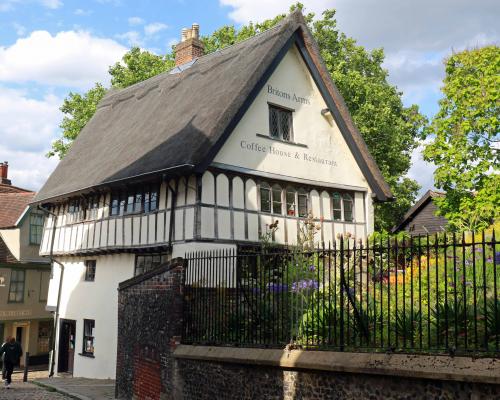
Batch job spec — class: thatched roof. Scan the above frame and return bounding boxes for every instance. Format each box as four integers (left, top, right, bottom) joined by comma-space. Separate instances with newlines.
34, 10, 392, 204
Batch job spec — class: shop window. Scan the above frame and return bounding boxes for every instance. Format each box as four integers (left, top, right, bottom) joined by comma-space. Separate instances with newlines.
343, 194, 354, 222
84, 260, 96, 282
269, 105, 293, 142
8, 269, 25, 303
29, 213, 44, 245
134, 253, 170, 276
82, 319, 95, 356
332, 193, 342, 221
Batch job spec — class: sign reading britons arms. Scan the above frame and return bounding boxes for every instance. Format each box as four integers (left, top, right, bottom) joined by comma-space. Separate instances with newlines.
267, 84, 310, 105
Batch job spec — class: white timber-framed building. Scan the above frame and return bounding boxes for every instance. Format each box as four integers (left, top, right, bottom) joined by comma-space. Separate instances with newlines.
33, 11, 393, 379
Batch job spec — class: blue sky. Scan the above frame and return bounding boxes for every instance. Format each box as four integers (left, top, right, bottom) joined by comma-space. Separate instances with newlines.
0, 0, 498, 194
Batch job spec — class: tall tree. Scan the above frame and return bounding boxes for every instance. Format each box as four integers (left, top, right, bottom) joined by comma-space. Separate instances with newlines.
50, 4, 425, 231
423, 45, 500, 231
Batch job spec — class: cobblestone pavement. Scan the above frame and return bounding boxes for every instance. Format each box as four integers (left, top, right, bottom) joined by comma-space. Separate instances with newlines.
0, 371, 71, 400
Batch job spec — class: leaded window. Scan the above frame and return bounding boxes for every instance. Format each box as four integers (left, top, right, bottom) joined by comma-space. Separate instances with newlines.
269, 105, 293, 142
134, 253, 170, 276
110, 184, 159, 216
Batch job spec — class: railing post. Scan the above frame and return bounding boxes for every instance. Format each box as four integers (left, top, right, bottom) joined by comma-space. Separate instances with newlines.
23, 352, 29, 382
339, 235, 345, 351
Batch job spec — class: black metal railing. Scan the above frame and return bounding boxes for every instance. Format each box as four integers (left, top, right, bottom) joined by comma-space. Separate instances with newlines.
183, 230, 500, 356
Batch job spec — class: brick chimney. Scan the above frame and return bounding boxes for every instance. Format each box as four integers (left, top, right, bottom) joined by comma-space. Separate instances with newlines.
175, 23, 204, 66
0, 162, 10, 185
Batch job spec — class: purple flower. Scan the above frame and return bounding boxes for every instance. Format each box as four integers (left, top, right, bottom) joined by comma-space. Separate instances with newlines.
495, 252, 500, 264
309, 265, 316, 272
267, 283, 288, 293
465, 281, 472, 287
475, 247, 483, 253
291, 279, 319, 292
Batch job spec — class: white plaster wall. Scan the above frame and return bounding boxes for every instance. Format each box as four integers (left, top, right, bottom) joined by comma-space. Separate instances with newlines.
47, 254, 135, 379
214, 44, 369, 190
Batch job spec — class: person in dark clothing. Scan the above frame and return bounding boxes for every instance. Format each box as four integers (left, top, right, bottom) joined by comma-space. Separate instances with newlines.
0, 337, 22, 388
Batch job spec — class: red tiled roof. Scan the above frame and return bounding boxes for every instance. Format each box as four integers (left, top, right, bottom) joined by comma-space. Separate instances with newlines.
0, 183, 32, 194
0, 191, 35, 228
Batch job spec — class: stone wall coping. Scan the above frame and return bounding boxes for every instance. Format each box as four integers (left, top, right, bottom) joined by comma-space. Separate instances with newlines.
174, 345, 500, 385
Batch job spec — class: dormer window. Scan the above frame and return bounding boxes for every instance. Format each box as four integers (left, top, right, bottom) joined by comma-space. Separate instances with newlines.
269, 104, 293, 142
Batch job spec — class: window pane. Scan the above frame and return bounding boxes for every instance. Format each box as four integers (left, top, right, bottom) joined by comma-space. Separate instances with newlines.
260, 186, 271, 213
298, 192, 308, 217
111, 197, 119, 216
280, 111, 291, 141
150, 191, 158, 211
332, 193, 342, 221
271, 186, 282, 214
286, 190, 296, 216
269, 107, 279, 138
126, 194, 134, 213
343, 194, 353, 221
134, 192, 143, 213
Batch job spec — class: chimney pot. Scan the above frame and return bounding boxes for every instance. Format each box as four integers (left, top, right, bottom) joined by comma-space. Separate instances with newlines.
192, 23, 199, 39
181, 28, 188, 42
175, 23, 205, 67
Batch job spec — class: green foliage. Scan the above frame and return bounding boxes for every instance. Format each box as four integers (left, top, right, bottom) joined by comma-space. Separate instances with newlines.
47, 83, 106, 159
423, 45, 500, 231
50, 3, 426, 232
108, 47, 175, 88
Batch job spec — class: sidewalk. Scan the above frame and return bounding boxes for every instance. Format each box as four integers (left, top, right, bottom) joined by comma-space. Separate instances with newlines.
33, 376, 115, 400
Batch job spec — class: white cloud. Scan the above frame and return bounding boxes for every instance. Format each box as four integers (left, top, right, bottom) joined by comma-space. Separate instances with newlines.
115, 30, 142, 47
0, 87, 61, 191
408, 145, 437, 196
40, 0, 62, 9
128, 16, 144, 26
144, 22, 168, 36
12, 22, 26, 36
1, 0, 64, 11
74, 8, 92, 16
220, 0, 499, 115
0, 30, 127, 89
219, 0, 330, 24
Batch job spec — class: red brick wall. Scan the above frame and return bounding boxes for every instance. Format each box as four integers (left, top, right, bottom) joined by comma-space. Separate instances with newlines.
133, 347, 162, 400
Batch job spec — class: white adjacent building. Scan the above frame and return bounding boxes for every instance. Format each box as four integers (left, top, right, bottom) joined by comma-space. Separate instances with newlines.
34, 11, 393, 379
